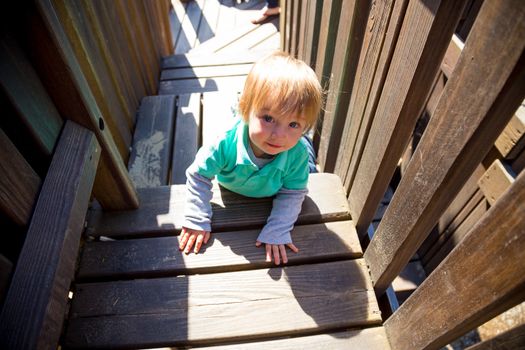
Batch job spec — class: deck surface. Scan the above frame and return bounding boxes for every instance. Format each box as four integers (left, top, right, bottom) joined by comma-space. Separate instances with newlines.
65, 2, 390, 349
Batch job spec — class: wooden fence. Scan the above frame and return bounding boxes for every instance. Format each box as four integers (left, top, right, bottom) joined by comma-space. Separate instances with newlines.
0, 0, 171, 302
282, 0, 525, 348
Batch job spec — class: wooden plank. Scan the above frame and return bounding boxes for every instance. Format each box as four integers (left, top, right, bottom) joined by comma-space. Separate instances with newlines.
78, 221, 362, 279
196, 0, 221, 46
0, 255, 13, 308
189, 21, 258, 55
317, 0, 368, 172
466, 323, 525, 350
441, 34, 464, 78
175, 0, 204, 53
0, 34, 63, 156
161, 63, 253, 80
65, 260, 381, 348
195, 327, 391, 350
162, 50, 263, 69
478, 159, 516, 206
128, 95, 177, 188
289, 0, 300, 57
297, 0, 307, 61
87, 173, 350, 238
303, 0, 323, 69
349, 0, 469, 235
159, 75, 247, 95
0, 121, 100, 350
171, 93, 201, 184
36, 0, 139, 210
218, 17, 279, 54
201, 91, 240, 145
0, 129, 41, 227
334, 0, 406, 187
384, 169, 525, 350
364, 0, 525, 293
495, 105, 525, 159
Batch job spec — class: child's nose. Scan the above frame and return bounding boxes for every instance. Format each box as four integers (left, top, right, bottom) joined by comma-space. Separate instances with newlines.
271, 124, 285, 137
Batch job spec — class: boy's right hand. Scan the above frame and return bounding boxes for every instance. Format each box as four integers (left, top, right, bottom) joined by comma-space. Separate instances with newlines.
179, 227, 211, 254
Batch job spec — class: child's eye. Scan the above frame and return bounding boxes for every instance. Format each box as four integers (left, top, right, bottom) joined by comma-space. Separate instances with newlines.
262, 114, 274, 123
289, 122, 300, 129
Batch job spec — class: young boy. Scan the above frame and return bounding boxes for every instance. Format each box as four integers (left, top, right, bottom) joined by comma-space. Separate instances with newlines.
179, 51, 322, 265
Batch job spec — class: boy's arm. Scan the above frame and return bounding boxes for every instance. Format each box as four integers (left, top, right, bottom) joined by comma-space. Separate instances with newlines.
256, 187, 308, 244
183, 168, 214, 232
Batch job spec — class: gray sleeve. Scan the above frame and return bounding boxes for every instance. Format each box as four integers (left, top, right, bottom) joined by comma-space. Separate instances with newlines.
183, 166, 214, 232
256, 187, 308, 244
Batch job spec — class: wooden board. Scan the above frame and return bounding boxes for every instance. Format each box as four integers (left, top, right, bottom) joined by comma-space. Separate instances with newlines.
162, 50, 265, 69
348, 0, 469, 235
217, 17, 279, 54
441, 34, 464, 78
195, 327, 391, 350
201, 91, 240, 145
0, 129, 41, 226
478, 159, 516, 206
384, 169, 525, 350
0, 121, 100, 349
466, 323, 525, 350
78, 220, 362, 280
189, 21, 258, 55
159, 75, 247, 95
495, 105, 525, 160
87, 173, 350, 238
171, 93, 201, 184
174, 0, 204, 54
65, 260, 381, 349
128, 95, 176, 188
161, 63, 253, 80
364, 0, 525, 293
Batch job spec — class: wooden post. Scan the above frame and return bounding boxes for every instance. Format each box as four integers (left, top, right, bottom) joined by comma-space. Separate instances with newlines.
364, 0, 525, 294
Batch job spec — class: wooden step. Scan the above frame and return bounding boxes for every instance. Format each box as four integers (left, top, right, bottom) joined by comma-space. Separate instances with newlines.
86, 173, 351, 238
64, 260, 382, 349
127, 95, 176, 188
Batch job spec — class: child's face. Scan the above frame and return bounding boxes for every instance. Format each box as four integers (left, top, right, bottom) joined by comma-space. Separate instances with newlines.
248, 108, 306, 158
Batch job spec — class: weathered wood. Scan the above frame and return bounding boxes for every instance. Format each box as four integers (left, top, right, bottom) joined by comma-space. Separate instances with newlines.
161, 63, 253, 81
349, 0, 469, 235
176, 0, 205, 53
317, 0, 368, 172
189, 21, 258, 55
301, 0, 322, 68
196, 0, 220, 46
364, 0, 525, 293
65, 260, 381, 348
0, 35, 63, 156
0, 255, 13, 307
202, 91, 240, 145
159, 75, 247, 95
78, 220, 362, 280
87, 173, 350, 238
0, 129, 41, 227
0, 121, 100, 350
162, 50, 264, 69
128, 95, 177, 188
334, 0, 406, 187
168, 327, 392, 350
478, 159, 516, 206
220, 17, 280, 53
384, 169, 525, 350
441, 34, 464, 78
465, 323, 525, 350
289, 0, 300, 57
35, 0, 139, 209
313, 0, 340, 85
171, 93, 201, 184
495, 105, 525, 160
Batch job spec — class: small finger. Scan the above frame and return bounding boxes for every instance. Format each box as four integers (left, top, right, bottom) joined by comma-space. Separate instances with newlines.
272, 245, 280, 265
265, 244, 272, 262
179, 231, 189, 250
287, 243, 299, 253
279, 245, 288, 264
255, 240, 262, 247
185, 234, 197, 254
194, 234, 204, 253
203, 231, 211, 244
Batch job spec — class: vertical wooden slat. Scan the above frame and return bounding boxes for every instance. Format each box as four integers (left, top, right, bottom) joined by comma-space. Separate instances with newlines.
348, 0, 469, 235
0, 121, 100, 350
364, 0, 525, 293
316, 0, 368, 173
384, 169, 525, 350
290, 0, 301, 57
333, 0, 407, 187
35, 0, 139, 210
279, 0, 286, 51
303, 0, 323, 70
284, 0, 293, 53
0, 129, 41, 227
297, 0, 307, 61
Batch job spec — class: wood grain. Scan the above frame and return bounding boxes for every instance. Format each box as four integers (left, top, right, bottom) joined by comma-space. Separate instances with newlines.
78, 220, 362, 279
87, 173, 350, 238
161, 63, 253, 81
128, 95, 176, 187
349, 0, 469, 235
385, 169, 525, 350
159, 75, 247, 95
495, 105, 525, 160
0, 121, 100, 349
65, 260, 381, 348
364, 0, 525, 293
478, 159, 516, 206
465, 323, 525, 350
0, 129, 41, 226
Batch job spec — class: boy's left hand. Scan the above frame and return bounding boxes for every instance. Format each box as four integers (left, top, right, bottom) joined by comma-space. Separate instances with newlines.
255, 241, 299, 265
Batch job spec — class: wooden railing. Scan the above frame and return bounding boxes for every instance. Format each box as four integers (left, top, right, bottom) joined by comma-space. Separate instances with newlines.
282, 0, 525, 348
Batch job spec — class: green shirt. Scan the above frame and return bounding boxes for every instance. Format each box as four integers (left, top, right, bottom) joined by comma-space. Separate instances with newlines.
193, 119, 309, 198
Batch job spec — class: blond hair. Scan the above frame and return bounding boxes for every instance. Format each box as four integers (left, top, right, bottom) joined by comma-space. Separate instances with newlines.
238, 51, 322, 131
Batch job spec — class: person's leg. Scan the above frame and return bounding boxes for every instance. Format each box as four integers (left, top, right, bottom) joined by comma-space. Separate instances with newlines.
302, 135, 318, 173
251, 0, 280, 24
